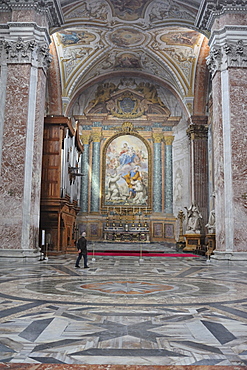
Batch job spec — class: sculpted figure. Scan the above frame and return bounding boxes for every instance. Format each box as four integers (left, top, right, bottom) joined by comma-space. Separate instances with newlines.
185, 204, 203, 234
205, 210, 215, 234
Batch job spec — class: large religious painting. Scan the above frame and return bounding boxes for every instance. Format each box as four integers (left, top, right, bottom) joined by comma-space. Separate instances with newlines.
102, 132, 150, 209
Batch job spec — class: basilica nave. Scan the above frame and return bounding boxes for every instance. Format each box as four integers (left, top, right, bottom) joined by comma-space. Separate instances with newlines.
0, 0, 247, 368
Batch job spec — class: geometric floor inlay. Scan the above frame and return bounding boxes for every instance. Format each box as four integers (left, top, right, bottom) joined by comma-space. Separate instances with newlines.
80, 280, 175, 294
1, 242, 247, 366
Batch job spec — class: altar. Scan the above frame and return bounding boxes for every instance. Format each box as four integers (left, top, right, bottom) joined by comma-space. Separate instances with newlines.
103, 224, 150, 242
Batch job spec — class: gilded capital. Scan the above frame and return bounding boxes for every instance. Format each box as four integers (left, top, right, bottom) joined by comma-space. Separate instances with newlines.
91, 129, 102, 142
80, 133, 91, 145
152, 132, 163, 143
164, 136, 174, 145
186, 124, 208, 140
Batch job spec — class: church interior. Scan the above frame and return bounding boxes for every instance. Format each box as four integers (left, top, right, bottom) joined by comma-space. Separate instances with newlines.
0, 0, 247, 368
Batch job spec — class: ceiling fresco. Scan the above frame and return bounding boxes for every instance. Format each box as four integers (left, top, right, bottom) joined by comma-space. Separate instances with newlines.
51, 0, 208, 116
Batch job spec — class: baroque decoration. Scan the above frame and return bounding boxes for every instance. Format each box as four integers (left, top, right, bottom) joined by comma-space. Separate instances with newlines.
102, 123, 151, 209
84, 81, 171, 118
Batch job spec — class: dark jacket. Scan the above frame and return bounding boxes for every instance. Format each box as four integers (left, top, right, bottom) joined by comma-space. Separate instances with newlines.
77, 236, 87, 255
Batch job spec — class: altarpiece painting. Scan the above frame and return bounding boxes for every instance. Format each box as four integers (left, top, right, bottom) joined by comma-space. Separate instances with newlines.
102, 133, 150, 209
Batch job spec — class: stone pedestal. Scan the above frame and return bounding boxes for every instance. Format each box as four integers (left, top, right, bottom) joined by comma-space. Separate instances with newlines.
183, 234, 203, 252
205, 233, 216, 258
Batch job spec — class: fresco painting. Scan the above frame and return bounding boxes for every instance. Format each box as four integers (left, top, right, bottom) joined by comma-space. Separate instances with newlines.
104, 135, 149, 207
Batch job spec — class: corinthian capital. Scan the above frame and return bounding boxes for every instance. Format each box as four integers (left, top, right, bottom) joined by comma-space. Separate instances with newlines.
3, 37, 52, 70
152, 132, 163, 143
91, 129, 102, 143
206, 38, 247, 76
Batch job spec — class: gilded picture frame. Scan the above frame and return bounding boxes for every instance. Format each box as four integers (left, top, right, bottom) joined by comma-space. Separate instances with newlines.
102, 128, 151, 210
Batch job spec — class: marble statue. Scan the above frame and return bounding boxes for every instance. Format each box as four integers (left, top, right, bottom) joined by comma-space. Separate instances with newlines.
205, 209, 215, 234
185, 203, 202, 234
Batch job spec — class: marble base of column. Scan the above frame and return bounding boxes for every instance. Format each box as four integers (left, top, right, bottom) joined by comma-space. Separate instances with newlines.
0, 249, 40, 260
211, 251, 247, 261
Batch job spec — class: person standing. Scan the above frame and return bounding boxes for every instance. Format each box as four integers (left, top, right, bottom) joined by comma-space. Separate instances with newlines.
75, 232, 89, 268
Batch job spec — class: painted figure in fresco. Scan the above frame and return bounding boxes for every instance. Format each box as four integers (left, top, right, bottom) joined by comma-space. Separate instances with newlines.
123, 166, 142, 199
185, 204, 203, 234
119, 142, 136, 167
107, 172, 121, 200
133, 179, 147, 204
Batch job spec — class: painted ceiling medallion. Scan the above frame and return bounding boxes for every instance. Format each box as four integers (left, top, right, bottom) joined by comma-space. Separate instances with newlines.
110, 28, 145, 48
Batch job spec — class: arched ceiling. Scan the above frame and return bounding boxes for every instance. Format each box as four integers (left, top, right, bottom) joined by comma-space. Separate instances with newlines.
50, 0, 209, 117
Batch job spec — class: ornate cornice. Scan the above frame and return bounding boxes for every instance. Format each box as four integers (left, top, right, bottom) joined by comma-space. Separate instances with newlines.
196, 0, 247, 31
2, 37, 52, 71
206, 39, 247, 76
0, 0, 64, 27
186, 124, 208, 140
0, 23, 51, 44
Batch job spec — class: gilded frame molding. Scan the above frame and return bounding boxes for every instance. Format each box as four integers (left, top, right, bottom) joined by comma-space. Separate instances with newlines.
101, 122, 152, 211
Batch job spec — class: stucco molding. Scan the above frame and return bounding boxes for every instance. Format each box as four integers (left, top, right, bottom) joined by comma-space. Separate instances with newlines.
196, 0, 247, 31
0, 0, 64, 27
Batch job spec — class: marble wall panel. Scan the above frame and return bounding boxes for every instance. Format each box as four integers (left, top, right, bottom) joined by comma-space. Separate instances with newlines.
193, 37, 210, 116
193, 138, 208, 226
229, 68, 247, 251
12, 9, 48, 27
212, 72, 225, 251
0, 12, 11, 23
173, 120, 190, 220
29, 69, 47, 250
212, 13, 247, 31
47, 42, 63, 115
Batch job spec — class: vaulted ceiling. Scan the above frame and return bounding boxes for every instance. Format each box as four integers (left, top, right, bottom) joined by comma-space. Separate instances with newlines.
50, 0, 209, 118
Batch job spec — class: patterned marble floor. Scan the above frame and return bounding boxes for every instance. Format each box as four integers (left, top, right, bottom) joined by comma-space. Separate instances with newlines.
0, 243, 247, 368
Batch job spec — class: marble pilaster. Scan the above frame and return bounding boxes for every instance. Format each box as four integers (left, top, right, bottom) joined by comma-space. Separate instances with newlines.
80, 134, 91, 213
90, 129, 102, 213
186, 120, 209, 229
164, 136, 174, 215
0, 1, 63, 259
152, 133, 163, 213
197, 2, 247, 259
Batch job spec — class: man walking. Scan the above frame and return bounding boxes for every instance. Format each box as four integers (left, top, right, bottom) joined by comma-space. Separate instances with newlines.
75, 232, 89, 268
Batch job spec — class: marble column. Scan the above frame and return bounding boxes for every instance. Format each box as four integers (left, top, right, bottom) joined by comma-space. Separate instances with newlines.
0, 1, 63, 259
80, 134, 91, 213
90, 129, 102, 213
164, 136, 174, 215
186, 120, 208, 228
152, 133, 163, 213
196, 0, 247, 259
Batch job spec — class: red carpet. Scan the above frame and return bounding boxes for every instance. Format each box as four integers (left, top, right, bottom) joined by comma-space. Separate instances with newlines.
88, 250, 199, 257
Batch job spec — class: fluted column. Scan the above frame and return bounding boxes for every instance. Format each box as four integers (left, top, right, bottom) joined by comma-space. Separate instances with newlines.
90, 129, 102, 213
152, 133, 163, 213
186, 122, 208, 227
164, 136, 174, 215
80, 133, 91, 213
0, 1, 63, 258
